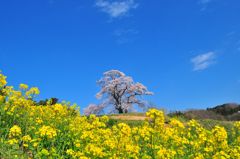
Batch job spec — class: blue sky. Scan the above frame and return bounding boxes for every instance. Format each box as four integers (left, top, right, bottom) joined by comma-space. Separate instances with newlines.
0, 0, 240, 112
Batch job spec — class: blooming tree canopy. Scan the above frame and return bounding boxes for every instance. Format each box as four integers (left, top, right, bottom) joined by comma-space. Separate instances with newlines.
84, 70, 153, 115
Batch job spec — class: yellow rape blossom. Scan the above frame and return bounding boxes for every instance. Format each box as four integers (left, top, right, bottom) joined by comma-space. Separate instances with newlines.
22, 135, 32, 142
7, 138, 18, 145
25, 87, 40, 98
19, 83, 29, 90
85, 144, 105, 157
37, 125, 57, 139
0, 71, 7, 87
0, 95, 5, 102
66, 149, 75, 156
9, 125, 22, 138
1, 70, 240, 158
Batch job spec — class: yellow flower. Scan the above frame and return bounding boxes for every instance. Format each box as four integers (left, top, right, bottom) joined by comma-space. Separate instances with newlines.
234, 121, 240, 130
9, 125, 22, 138
100, 115, 109, 122
37, 125, 57, 139
75, 143, 81, 148
0, 95, 5, 103
213, 151, 230, 159
25, 87, 40, 98
35, 118, 43, 124
19, 83, 28, 90
33, 142, 39, 147
66, 149, 75, 156
2, 71, 240, 158
169, 118, 185, 128
146, 109, 165, 129
157, 147, 176, 159
23, 143, 29, 148
7, 139, 18, 145
211, 126, 228, 149
22, 135, 32, 142
0, 72, 7, 87
85, 144, 104, 157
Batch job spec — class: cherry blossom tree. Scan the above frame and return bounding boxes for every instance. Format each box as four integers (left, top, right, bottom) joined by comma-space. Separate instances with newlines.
84, 70, 153, 115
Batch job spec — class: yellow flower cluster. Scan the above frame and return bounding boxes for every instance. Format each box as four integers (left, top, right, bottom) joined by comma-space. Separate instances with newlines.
1, 71, 240, 158
0, 71, 7, 88
9, 125, 22, 138
37, 125, 57, 139
19, 83, 29, 90
25, 87, 40, 98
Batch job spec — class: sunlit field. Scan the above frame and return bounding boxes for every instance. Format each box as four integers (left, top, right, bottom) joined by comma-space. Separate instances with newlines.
1, 71, 240, 159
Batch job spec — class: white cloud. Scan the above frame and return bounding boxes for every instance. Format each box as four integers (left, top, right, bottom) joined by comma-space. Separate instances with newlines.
198, 0, 214, 11
191, 52, 216, 71
95, 0, 138, 18
199, 0, 212, 4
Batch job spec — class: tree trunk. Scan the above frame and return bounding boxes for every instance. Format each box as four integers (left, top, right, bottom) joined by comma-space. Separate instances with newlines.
117, 108, 128, 114
118, 108, 124, 114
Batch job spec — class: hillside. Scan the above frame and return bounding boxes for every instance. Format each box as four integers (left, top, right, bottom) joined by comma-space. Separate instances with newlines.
169, 103, 240, 121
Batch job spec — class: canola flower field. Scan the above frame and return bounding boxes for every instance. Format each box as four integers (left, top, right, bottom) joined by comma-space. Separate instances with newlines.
0, 71, 240, 159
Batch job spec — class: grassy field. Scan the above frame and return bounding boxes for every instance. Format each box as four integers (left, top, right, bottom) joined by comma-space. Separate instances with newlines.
108, 113, 235, 131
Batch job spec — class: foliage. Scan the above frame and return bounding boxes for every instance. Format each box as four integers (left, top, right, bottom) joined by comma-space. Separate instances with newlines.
184, 109, 226, 120
1, 71, 240, 158
207, 103, 240, 116
84, 70, 153, 115
169, 103, 240, 121
36, 98, 59, 106
198, 119, 234, 133
106, 118, 145, 128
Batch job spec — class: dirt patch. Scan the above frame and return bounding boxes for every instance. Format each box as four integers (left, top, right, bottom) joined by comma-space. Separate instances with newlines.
109, 115, 148, 121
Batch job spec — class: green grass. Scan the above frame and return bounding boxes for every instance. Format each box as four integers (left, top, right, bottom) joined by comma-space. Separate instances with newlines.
198, 119, 234, 132
0, 141, 27, 159
107, 118, 145, 127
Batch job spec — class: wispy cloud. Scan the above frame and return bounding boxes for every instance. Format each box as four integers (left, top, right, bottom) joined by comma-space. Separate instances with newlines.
95, 0, 138, 18
113, 28, 139, 44
191, 52, 216, 71
199, 0, 212, 4
198, 0, 213, 11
